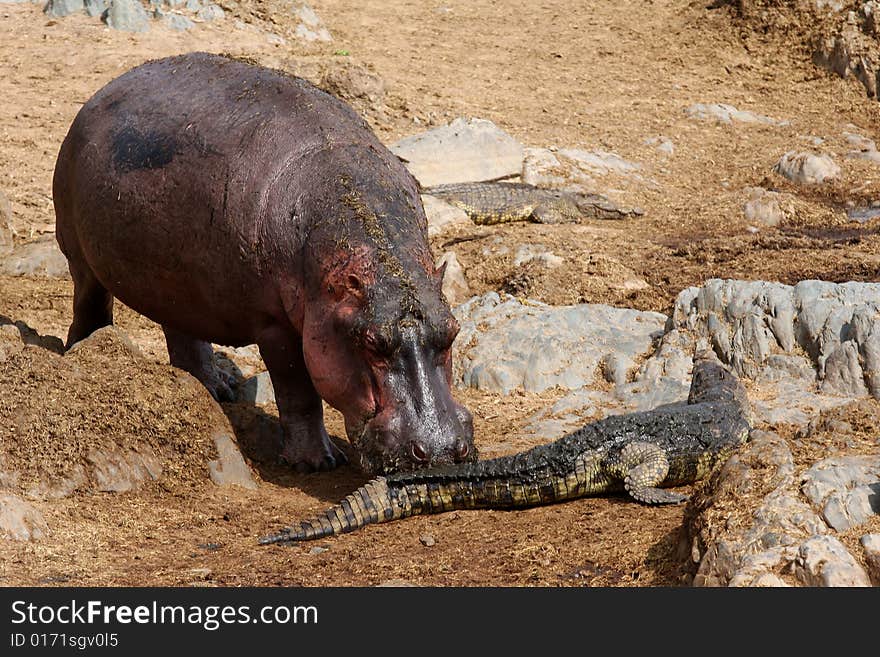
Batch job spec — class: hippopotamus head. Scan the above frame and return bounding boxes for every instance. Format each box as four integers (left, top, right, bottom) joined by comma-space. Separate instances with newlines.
297, 184, 476, 475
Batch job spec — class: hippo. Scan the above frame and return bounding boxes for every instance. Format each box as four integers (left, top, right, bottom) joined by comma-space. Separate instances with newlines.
52, 52, 475, 475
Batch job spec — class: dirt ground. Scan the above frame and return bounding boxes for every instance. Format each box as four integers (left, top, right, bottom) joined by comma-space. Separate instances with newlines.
1, 0, 879, 586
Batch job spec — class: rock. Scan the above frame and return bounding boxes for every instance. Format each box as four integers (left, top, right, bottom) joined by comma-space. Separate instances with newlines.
195, 3, 222, 20
421, 194, 472, 237
813, 30, 877, 99
685, 103, 788, 126
671, 279, 880, 399
308, 545, 328, 555
690, 431, 830, 586
513, 244, 563, 268
0, 235, 70, 278
556, 148, 641, 176
645, 135, 674, 155
208, 433, 257, 490
521, 147, 571, 188
26, 464, 88, 500
183, 0, 198, 8
801, 455, 880, 531
861, 534, 880, 585
772, 151, 841, 184
86, 447, 162, 493
163, 13, 194, 30
320, 63, 385, 105
794, 535, 872, 586
83, 0, 104, 15
452, 292, 666, 394
238, 371, 275, 405
102, 0, 150, 32
849, 206, 880, 223
43, 0, 83, 17
419, 534, 436, 547
389, 117, 524, 187
291, 2, 332, 42
742, 186, 791, 227
436, 251, 470, 307
0, 493, 48, 541
521, 146, 644, 191
865, 2, 879, 36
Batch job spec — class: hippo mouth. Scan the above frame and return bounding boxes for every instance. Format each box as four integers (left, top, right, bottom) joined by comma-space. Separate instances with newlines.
348, 421, 476, 476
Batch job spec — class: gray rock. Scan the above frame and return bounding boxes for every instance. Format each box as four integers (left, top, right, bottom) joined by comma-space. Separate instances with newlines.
195, 2, 222, 20
163, 13, 194, 30
772, 151, 841, 185
860, 534, 880, 585
691, 431, 831, 586
238, 371, 275, 405
389, 118, 524, 187
0, 493, 48, 542
742, 186, 791, 228
685, 103, 788, 126
292, 2, 332, 42
521, 147, 644, 191
84, 0, 104, 15
794, 535, 872, 586
0, 235, 70, 278
452, 292, 666, 394
848, 206, 880, 223
102, 0, 150, 32
419, 534, 436, 547
26, 464, 87, 500
86, 447, 162, 493
421, 194, 472, 237
183, 0, 198, 8
43, 0, 83, 16
208, 433, 257, 490
644, 135, 674, 155
801, 455, 880, 531
513, 244, 563, 268
436, 251, 470, 307
671, 279, 880, 402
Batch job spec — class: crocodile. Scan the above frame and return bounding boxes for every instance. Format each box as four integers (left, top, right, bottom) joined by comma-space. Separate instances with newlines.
422, 181, 644, 225
260, 351, 751, 544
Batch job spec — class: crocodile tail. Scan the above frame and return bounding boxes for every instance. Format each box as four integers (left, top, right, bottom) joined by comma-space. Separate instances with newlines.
259, 477, 409, 544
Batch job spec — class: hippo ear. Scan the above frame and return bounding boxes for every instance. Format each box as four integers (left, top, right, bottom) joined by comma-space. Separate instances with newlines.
433, 261, 448, 284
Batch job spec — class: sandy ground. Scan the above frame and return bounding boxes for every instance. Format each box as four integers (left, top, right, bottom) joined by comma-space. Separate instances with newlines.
1, 0, 879, 586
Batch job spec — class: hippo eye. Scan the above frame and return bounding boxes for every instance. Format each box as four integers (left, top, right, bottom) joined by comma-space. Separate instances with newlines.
363, 332, 392, 359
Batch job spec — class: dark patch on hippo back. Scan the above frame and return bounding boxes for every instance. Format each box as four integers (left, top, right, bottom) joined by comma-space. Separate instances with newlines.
113, 125, 177, 173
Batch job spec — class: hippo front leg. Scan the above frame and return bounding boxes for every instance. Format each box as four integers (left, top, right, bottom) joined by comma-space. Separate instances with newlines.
257, 325, 347, 473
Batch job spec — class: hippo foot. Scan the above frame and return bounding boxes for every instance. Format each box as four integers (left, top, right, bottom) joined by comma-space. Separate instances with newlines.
208, 368, 238, 403
280, 439, 349, 473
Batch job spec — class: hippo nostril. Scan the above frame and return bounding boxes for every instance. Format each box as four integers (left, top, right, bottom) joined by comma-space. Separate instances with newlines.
410, 441, 430, 463
454, 439, 469, 461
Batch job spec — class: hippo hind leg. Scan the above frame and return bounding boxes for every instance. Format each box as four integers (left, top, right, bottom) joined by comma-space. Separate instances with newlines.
64, 254, 114, 349
257, 324, 347, 473
162, 326, 236, 402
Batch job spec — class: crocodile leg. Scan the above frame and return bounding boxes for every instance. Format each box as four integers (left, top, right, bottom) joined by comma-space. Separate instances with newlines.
602, 441, 687, 505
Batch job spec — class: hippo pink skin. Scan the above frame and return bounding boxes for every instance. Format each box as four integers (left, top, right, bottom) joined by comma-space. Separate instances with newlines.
52, 52, 475, 474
